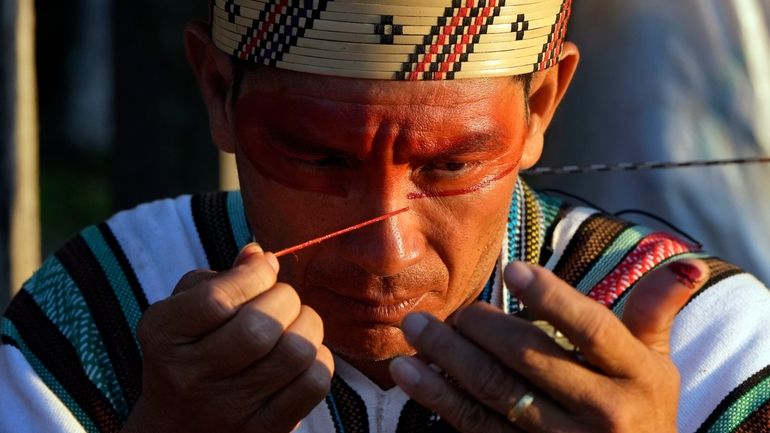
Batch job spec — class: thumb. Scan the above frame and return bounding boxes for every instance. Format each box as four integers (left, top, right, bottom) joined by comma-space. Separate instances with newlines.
622, 259, 710, 356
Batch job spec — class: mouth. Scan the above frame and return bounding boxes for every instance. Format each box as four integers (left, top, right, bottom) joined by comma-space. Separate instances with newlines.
321, 289, 429, 325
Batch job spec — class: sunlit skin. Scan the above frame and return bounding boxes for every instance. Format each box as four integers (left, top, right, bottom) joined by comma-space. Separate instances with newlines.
229, 69, 533, 385
118, 22, 712, 433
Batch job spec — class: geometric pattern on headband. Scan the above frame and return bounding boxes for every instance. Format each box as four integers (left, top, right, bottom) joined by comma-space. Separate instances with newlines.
211, 0, 572, 80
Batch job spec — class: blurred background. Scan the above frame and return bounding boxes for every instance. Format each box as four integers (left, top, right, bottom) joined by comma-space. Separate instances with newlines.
2, 0, 222, 309
2, 0, 770, 311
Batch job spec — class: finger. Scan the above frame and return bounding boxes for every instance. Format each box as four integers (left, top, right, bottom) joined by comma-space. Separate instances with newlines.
451, 303, 611, 413
159, 243, 281, 338
505, 261, 646, 377
253, 345, 334, 433
401, 312, 584, 430
622, 259, 709, 355
171, 269, 218, 296
234, 305, 326, 394
390, 356, 523, 433
191, 283, 303, 377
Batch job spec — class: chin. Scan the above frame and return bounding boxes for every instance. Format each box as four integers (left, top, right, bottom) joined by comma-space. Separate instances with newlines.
325, 325, 416, 361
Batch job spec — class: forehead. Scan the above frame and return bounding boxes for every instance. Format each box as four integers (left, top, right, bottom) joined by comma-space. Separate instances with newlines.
234, 68, 526, 146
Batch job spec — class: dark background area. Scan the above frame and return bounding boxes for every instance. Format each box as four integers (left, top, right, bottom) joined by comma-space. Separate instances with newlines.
1, 0, 17, 304
36, 0, 217, 256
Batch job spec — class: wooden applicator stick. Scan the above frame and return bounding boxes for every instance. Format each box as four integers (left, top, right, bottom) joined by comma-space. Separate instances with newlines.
274, 207, 410, 258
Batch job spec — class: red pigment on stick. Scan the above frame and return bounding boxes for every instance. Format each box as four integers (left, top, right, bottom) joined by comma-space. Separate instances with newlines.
274, 207, 410, 258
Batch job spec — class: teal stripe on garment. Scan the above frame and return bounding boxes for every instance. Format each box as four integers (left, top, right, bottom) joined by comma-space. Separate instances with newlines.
0, 320, 98, 433
325, 393, 347, 433
706, 375, 770, 433
80, 225, 143, 349
227, 191, 253, 250
535, 190, 563, 231
21, 256, 127, 419
574, 225, 655, 295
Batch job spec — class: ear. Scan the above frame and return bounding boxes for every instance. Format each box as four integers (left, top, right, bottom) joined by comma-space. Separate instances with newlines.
520, 42, 580, 169
184, 21, 237, 154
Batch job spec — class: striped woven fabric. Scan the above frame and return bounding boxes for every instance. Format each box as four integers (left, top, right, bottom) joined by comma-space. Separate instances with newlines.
209, 0, 573, 80
1, 180, 768, 432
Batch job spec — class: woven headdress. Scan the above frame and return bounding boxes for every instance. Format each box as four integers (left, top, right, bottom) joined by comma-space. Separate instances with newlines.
210, 0, 572, 80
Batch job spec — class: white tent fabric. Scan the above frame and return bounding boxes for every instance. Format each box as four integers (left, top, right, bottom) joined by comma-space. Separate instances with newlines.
533, 0, 770, 285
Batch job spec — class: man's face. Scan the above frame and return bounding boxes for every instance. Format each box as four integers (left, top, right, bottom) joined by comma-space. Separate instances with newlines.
229, 69, 531, 361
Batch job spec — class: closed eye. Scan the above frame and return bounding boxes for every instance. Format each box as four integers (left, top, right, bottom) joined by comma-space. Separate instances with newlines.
419, 161, 480, 174
291, 154, 355, 169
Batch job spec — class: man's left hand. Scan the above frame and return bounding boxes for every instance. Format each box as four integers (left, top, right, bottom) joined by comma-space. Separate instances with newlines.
389, 259, 709, 433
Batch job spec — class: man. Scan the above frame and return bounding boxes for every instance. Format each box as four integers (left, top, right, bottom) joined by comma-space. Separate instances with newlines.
1, 1, 769, 432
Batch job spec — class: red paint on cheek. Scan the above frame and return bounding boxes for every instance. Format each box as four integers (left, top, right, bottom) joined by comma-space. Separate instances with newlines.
234, 94, 348, 197
406, 164, 518, 200
239, 139, 348, 197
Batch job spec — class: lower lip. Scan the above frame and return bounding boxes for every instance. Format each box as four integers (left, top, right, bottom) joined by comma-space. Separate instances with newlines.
327, 291, 427, 324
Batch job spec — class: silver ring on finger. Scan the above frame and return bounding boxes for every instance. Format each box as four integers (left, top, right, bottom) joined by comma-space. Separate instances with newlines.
506, 391, 535, 423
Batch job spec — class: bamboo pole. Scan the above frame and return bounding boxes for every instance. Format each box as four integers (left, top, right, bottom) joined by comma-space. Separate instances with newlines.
219, 151, 239, 191
10, 0, 40, 294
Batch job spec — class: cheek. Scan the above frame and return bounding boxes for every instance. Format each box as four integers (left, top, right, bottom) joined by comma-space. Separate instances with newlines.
419, 177, 516, 316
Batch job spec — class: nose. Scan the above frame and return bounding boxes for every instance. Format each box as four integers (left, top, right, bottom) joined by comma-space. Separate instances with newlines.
337, 205, 426, 277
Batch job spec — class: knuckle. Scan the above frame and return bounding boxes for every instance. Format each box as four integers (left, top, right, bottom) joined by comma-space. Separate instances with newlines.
417, 321, 453, 355
137, 304, 169, 350
241, 258, 279, 291
280, 334, 318, 369
453, 400, 494, 433
273, 283, 302, 311
199, 280, 239, 323
175, 270, 209, 292
301, 361, 333, 399
241, 309, 283, 354
136, 309, 157, 347
473, 363, 514, 403
577, 311, 614, 352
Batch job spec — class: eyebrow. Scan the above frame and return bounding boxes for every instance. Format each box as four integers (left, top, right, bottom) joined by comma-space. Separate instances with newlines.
413, 131, 509, 158
264, 128, 508, 158
263, 130, 348, 156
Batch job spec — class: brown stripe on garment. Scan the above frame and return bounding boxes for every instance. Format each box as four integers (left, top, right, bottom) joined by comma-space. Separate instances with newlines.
5, 290, 123, 432
551, 214, 633, 287
56, 235, 144, 417
191, 192, 240, 271
734, 401, 770, 433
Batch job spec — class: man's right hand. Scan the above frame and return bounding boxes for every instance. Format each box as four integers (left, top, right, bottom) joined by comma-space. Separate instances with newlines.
120, 243, 334, 433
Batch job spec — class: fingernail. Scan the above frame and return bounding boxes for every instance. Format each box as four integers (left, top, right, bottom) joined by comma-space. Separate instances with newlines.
264, 252, 280, 273
390, 357, 422, 387
402, 313, 429, 341
233, 243, 264, 266
668, 260, 704, 290
505, 261, 535, 295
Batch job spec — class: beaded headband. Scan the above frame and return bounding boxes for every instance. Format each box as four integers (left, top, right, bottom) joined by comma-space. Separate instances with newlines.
210, 0, 573, 80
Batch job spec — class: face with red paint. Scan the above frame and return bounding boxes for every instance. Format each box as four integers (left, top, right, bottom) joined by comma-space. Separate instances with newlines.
185, 23, 579, 376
